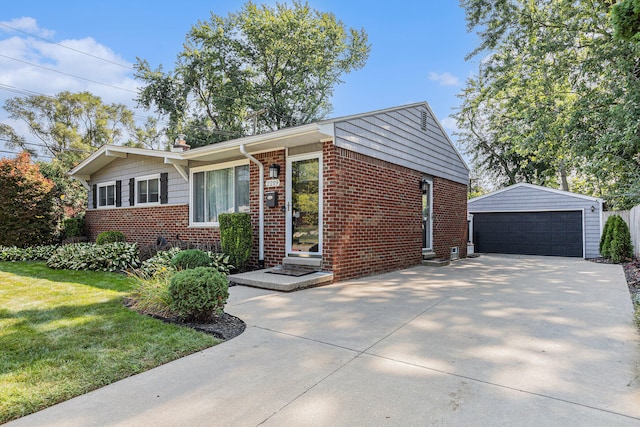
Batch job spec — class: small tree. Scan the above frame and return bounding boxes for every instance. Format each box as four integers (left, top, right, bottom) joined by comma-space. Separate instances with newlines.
0, 152, 56, 246
600, 215, 633, 263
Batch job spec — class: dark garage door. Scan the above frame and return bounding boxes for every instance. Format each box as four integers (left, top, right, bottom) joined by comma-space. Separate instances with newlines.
473, 211, 583, 257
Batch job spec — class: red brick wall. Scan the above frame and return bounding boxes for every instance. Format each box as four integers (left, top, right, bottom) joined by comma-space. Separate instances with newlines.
322, 143, 468, 281
248, 150, 286, 267
85, 205, 220, 247
323, 144, 421, 281
432, 176, 468, 259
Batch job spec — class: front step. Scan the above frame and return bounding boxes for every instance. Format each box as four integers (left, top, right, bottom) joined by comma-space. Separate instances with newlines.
228, 269, 333, 292
422, 250, 437, 260
422, 258, 450, 267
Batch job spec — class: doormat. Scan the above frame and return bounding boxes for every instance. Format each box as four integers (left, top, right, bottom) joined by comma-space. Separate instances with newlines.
266, 265, 316, 277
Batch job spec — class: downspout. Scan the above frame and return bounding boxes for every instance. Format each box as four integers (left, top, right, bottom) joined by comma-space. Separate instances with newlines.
240, 144, 265, 268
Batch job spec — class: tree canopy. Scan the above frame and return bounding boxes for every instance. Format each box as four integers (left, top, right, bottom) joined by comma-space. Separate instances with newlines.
134, 0, 370, 147
456, 0, 640, 208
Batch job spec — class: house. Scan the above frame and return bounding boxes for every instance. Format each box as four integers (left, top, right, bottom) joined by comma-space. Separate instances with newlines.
468, 183, 603, 259
69, 102, 470, 282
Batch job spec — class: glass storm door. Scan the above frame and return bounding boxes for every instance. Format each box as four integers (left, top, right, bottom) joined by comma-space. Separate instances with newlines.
286, 154, 322, 255
422, 179, 432, 250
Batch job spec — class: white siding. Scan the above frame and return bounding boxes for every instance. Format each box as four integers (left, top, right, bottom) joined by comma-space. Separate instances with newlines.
87, 155, 189, 207
468, 185, 602, 258
333, 104, 469, 185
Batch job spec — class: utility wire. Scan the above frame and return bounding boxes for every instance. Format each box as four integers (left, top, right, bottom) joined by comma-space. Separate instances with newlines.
0, 22, 133, 70
0, 54, 138, 94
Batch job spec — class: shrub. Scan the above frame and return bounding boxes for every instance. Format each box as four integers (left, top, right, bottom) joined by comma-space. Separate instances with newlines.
168, 267, 229, 322
170, 249, 212, 270
96, 231, 126, 245
600, 215, 633, 263
47, 242, 140, 272
0, 152, 57, 247
610, 216, 633, 263
600, 216, 615, 258
63, 216, 85, 239
219, 213, 252, 272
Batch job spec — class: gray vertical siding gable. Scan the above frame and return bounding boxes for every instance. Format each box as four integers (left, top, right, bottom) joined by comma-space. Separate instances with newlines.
333, 104, 469, 184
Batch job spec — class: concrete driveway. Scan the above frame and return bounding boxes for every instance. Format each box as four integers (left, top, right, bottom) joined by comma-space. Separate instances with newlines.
8, 255, 640, 426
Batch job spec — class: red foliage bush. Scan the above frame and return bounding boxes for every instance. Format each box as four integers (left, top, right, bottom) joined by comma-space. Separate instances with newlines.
0, 152, 56, 247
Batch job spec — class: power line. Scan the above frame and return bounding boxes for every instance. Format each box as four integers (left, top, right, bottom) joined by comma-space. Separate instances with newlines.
0, 22, 133, 70
0, 54, 137, 94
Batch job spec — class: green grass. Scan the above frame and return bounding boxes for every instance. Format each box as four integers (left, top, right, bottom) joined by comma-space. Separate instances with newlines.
0, 262, 220, 423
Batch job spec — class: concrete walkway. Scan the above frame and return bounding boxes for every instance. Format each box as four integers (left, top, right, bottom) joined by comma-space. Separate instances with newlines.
8, 255, 640, 426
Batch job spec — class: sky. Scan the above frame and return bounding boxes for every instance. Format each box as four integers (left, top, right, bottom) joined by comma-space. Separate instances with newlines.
0, 1, 481, 159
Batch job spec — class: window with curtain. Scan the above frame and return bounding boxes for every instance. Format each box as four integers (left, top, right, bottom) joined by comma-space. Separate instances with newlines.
192, 164, 249, 224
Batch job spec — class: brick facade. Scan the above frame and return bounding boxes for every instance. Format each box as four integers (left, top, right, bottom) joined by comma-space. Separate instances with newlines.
85, 205, 221, 248
322, 142, 467, 282
85, 143, 468, 282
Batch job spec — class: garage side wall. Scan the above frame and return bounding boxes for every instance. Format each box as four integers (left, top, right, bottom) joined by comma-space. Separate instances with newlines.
468, 186, 601, 258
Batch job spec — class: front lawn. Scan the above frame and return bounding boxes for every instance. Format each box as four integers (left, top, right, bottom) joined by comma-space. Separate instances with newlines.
0, 262, 220, 424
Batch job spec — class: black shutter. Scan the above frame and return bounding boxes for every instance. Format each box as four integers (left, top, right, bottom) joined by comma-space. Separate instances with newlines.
129, 178, 135, 206
115, 180, 122, 207
92, 184, 97, 209
160, 172, 168, 204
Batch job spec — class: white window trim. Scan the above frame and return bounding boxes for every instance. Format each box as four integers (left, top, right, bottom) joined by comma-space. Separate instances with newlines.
135, 173, 161, 207
189, 160, 250, 227
97, 181, 116, 209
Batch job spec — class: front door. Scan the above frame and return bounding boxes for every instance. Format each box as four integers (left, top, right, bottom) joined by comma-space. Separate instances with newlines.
286, 153, 322, 255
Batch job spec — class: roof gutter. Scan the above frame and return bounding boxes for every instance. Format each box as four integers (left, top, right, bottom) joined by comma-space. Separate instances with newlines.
239, 144, 265, 268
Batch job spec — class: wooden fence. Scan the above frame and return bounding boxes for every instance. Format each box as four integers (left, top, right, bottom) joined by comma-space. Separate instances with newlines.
603, 206, 640, 258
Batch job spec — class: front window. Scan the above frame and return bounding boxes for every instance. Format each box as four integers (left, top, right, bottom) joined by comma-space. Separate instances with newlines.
192, 163, 249, 225
98, 182, 115, 208
136, 175, 160, 205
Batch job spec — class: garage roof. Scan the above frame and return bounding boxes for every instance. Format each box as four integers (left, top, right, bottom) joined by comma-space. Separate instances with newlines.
469, 183, 602, 205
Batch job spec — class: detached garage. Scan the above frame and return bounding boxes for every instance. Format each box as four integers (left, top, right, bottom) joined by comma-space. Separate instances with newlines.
468, 183, 603, 258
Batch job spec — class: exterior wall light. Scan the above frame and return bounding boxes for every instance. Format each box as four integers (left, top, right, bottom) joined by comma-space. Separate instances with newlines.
591, 205, 595, 212
269, 164, 280, 179
420, 178, 429, 194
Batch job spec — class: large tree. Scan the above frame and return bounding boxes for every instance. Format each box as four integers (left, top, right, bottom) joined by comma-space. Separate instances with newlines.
0, 91, 152, 167
457, 0, 640, 208
135, 0, 370, 147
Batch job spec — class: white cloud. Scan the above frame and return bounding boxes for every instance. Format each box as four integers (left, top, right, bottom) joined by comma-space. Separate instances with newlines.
0, 18, 155, 157
428, 71, 460, 87
0, 18, 139, 109
440, 116, 459, 134
0, 17, 55, 38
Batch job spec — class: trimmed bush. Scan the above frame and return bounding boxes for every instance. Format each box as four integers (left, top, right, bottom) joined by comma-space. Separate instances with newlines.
168, 267, 229, 322
47, 242, 140, 272
170, 249, 212, 270
63, 216, 85, 239
600, 215, 633, 263
96, 231, 126, 245
219, 213, 252, 272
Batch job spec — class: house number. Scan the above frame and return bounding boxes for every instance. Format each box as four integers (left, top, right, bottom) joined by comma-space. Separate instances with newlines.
265, 179, 280, 188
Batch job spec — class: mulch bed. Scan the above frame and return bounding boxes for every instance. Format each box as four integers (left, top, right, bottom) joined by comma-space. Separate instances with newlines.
124, 298, 246, 341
